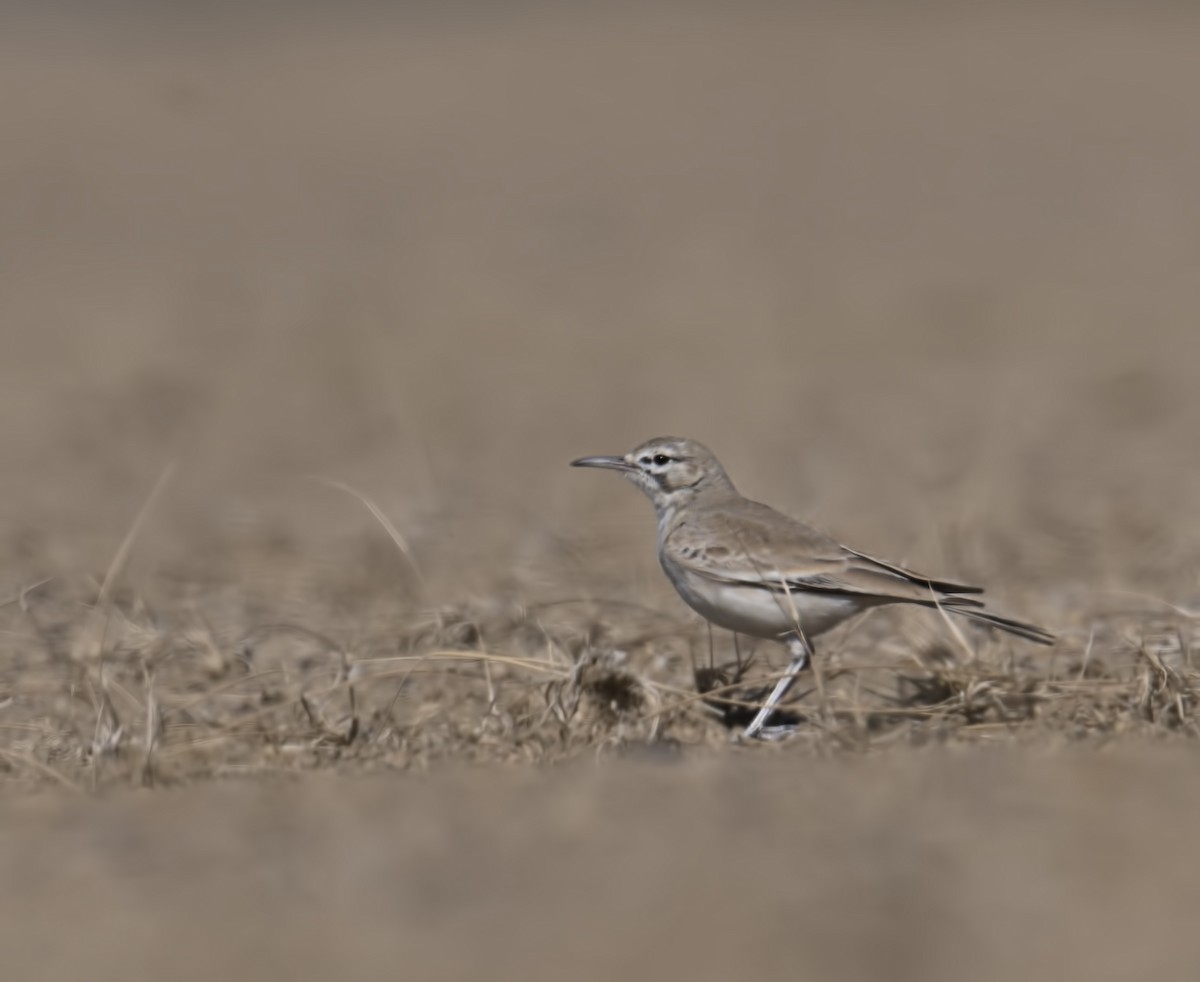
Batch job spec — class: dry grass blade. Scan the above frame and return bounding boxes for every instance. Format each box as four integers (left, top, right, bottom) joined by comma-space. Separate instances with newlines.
70, 462, 176, 664
96, 462, 176, 610
311, 477, 425, 587
357, 650, 572, 677
0, 578, 54, 611
140, 661, 161, 787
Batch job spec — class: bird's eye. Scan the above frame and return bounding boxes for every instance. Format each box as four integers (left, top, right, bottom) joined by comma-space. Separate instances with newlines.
653, 454, 671, 466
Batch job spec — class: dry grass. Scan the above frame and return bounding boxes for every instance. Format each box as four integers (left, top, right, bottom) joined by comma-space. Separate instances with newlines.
8, 8, 1200, 979
2, 563, 1198, 792
2, 2, 1200, 792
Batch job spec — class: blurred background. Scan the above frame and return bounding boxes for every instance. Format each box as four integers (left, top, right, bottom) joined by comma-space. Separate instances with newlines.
4, 1, 1200, 606
3, 3, 1200, 978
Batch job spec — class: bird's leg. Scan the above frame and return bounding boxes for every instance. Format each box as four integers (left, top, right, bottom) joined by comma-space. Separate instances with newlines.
743, 634, 811, 740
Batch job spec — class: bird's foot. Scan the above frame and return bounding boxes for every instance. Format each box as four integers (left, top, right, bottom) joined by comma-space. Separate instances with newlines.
754, 723, 800, 742
735, 715, 802, 742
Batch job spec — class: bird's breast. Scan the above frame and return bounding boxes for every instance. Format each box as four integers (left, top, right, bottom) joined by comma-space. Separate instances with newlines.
660, 557, 864, 640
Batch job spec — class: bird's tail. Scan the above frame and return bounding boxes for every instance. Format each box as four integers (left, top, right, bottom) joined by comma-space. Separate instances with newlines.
939, 598, 1056, 645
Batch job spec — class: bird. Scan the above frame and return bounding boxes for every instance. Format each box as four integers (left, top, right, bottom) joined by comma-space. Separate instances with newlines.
570, 436, 1055, 739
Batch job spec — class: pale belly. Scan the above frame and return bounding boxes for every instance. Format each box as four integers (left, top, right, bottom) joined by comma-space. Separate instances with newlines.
663, 561, 871, 640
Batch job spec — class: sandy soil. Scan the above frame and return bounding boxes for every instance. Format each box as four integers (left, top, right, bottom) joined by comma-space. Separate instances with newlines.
5, 749, 1200, 981
1, 2, 1199, 976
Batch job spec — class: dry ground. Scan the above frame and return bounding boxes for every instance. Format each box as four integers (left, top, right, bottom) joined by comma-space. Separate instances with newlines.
2, 2, 1200, 977
4, 749, 1200, 982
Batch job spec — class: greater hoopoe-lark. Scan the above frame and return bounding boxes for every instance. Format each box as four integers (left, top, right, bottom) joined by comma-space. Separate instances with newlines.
572, 436, 1054, 739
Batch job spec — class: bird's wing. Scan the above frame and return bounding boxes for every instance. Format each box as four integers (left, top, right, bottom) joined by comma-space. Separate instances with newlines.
839, 545, 983, 595
664, 499, 985, 606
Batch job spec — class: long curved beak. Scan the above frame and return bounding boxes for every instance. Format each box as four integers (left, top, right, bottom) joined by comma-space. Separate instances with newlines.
570, 455, 634, 472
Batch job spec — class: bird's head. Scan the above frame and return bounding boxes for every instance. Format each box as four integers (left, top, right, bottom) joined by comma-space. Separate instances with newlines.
571, 436, 735, 514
